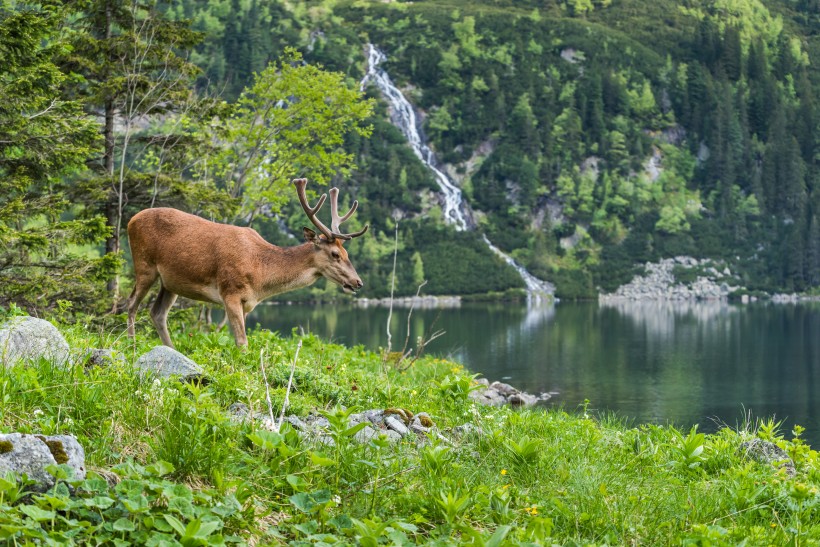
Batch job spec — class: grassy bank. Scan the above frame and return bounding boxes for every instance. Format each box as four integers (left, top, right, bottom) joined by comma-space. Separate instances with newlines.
1, 310, 819, 545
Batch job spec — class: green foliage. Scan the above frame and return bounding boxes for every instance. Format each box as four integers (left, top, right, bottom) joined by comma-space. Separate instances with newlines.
208, 48, 374, 222
0, 318, 819, 544
0, 2, 117, 313
0, 461, 245, 545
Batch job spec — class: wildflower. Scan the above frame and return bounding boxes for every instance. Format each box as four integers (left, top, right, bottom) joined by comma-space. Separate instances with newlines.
411, 390, 417, 396
771, 523, 777, 528
501, 469, 507, 476
33, 408, 44, 417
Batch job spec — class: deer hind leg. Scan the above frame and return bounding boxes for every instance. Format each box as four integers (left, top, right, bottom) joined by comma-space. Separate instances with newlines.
127, 267, 159, 339
150, 284, 179, 348
223, 295, 248, 347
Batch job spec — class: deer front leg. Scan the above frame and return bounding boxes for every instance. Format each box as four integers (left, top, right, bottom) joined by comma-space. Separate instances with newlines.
223, 295, 248, 347
150, 285, 178, 348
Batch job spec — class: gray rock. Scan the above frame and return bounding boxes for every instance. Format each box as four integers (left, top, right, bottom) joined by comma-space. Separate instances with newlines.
410, 423, 430, 435
284, 415, 307, 431
381, 430, 403, 444
363, 409, 385, 425
508, 392, 539, 407
354, 425, 379, 444
385, 416, 410, 436
306, 416, 330, 429
469, 387, 506, 406
741, 439, 796, 477
135, 346, 204, 380
227, 402, 250, 420
0, 433, 86, 491
490, 381, 519, 396
453, 423, 482, 437
0, 317, 71, 368
81, 348, 126, 368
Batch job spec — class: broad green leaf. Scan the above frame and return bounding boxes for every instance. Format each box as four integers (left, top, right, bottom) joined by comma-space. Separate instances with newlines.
112, 518, 136, 532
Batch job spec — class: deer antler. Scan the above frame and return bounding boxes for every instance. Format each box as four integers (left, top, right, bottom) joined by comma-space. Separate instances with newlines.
293, 178, 369, 241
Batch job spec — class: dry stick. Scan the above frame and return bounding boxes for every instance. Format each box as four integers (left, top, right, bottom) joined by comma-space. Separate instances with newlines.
277, 339, 302, 432
385, 222, 399, 357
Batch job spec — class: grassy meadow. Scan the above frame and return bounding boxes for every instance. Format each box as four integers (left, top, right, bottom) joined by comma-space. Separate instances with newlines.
0, 307, 819, 545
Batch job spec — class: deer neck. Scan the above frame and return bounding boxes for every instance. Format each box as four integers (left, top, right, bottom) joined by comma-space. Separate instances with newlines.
260, 243, 321, 298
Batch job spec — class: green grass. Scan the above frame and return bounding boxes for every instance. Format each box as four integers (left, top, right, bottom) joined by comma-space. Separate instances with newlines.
1, 309, 819, 544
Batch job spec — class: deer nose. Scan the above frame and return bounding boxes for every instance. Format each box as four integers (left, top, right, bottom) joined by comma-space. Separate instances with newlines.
356, 279, 364, 289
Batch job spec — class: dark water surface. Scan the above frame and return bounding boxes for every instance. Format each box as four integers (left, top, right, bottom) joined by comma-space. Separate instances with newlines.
247, 300, 820, 446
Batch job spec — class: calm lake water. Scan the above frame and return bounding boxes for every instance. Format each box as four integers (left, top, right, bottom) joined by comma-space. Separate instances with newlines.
247, 300, 820, 447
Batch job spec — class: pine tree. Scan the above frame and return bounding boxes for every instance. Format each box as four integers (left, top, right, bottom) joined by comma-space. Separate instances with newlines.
61, 0, 206, 304
0, 2, 117, 311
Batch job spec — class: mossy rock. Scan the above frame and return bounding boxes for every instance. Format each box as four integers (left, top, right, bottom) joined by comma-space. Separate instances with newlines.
384, 407, 414, 425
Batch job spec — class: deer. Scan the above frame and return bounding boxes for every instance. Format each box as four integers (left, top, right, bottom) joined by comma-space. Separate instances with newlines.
126, 178, 368, 347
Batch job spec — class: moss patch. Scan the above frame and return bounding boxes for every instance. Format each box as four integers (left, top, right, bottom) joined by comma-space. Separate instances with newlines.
418, 414, 434, 428
0, 439, 13, 454
36, 435, 69, 464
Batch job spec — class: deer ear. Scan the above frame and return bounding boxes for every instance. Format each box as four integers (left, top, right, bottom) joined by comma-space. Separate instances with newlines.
303, 227, 320, 245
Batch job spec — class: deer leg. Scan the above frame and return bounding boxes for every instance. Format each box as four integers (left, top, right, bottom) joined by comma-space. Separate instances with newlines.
223, 296, 248, 347
150, 284, 178, 348
127, 269, 158, 338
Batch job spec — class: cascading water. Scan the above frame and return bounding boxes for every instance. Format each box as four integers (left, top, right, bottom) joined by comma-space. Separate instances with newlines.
361, 45, 468, 231
362, 44, 554, 297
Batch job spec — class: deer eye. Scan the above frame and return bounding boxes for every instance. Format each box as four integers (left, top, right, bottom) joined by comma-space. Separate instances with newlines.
331, 250, 341, 260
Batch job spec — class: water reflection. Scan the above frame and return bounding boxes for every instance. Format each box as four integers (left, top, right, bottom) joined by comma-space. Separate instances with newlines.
247, 301, 820, 446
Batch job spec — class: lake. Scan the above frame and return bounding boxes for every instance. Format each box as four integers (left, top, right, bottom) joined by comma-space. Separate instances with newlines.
247, 300, 820, 447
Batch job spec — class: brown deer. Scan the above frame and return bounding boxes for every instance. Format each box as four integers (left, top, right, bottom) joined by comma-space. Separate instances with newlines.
126, 178, 368, 347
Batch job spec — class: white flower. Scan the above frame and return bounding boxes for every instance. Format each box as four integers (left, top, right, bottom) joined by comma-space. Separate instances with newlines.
33, 408, 44, 417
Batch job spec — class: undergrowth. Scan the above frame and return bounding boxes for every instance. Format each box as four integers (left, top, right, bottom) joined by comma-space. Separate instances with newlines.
0, 311, 819, 544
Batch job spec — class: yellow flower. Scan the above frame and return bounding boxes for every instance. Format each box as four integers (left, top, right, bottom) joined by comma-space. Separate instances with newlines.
771, 523, 777, 528
501, 469, 507, 475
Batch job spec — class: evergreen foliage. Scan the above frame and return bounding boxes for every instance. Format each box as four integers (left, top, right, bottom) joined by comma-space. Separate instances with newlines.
0, 1, 118, 312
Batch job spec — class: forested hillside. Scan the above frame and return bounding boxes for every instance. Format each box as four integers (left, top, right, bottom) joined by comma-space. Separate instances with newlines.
4, 0, 820, 310
164, 0, 820, 298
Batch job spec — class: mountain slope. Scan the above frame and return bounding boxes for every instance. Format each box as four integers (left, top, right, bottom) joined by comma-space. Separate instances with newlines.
169, 0, 820, 298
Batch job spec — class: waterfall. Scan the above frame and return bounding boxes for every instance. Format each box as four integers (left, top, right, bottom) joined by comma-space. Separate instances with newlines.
362, 44, 554, 297
361, 45, 468, 230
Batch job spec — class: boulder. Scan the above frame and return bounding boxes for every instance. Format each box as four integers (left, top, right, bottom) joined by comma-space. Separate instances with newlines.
0, 433, 86, 492
0, 317, 70, 368
740, 439, 796, 477
135, 346, 205, 381
385, 416, 410, 436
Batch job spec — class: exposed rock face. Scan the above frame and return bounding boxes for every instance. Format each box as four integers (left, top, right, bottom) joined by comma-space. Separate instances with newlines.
600, 257, 739, 301
0, 433, 86, 491
740, 439, 796, 477
468, 379, 552, 407
0, 316, 71, 368
135, 346, 205, 380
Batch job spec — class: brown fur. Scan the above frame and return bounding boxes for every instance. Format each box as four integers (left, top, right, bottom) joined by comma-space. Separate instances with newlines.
126, 208, 363, 347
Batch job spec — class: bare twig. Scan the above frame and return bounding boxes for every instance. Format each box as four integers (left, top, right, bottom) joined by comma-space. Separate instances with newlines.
385, 222, 399, 357
277, 339, 302, 432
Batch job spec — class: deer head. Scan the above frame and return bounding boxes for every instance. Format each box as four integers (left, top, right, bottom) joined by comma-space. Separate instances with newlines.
293, 178, 369, 293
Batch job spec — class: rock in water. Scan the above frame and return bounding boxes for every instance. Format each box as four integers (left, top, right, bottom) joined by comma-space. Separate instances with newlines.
0, 317, 71, 368
135, 346, 205, 380
0, 433, 86, 491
